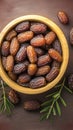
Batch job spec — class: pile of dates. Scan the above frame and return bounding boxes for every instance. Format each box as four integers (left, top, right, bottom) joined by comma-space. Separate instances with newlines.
1, 21, 62, 89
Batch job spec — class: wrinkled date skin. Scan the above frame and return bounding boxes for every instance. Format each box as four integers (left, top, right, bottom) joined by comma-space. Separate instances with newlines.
15, 21, 30, 33
70, 28, 73, 45
45, 31, 56, 45
17, 74, 31, 84
8, 71, 17, 81
52, 60, 60, 68
27, 45, 37, 63
29, 77, 46, 88
13, 61, 29, 74
46, 67, 60, 82
15, 45, 27, 62
2, 56, 7, 70
8, 89, 20, 104
17, 31, 34, 43
57, 11, 69, 24
6, 30, 17, 41
36, 65, 50, 76
30, 22, 47, 34
10, 37, 20, 56
28, 64, 37, 76
30, 34, 45, 47
1, 41, 10, 56
37, 54, 51, 66
68, 74, 73, 90
48, 48, 62, 62
6, 55, 14, 71
24, 100, 40, 111
34, 47, 45, 56
53, 39, 62, 54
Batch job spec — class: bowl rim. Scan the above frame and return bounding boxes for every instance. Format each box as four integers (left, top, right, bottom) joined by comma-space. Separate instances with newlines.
0, 15, 69, 94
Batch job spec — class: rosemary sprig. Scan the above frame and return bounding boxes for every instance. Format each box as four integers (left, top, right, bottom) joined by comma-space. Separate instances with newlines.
40, 78, 73, 120
0, 80, 14, 115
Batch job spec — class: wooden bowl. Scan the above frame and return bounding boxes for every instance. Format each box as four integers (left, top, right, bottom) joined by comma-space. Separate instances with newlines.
0, 15, 69, 94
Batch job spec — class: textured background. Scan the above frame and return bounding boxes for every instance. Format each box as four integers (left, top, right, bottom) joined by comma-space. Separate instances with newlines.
0, 0, 73, 130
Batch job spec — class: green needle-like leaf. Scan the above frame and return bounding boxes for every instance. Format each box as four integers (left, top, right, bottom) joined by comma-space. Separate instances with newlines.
64, 86, 73, 94
0, 80, 14, 115
40, 78, 73, 121
55, 101, 61, 116
41, 99, 53, 107
40, 106, 50, 113
46, 91, 57, 98
52, 107, 57, 116
60, 97, 67, 107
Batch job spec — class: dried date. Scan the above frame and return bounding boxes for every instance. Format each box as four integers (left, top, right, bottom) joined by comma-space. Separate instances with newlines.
27, 45, 37, 63
30, 34, 45, 47
24, 100, 40, 110
36, 65, 50, 76
28, 64, 37, 76
15, 45, 27, 62
17, 74, 31, 84
45, 31, 56, 45
70, 27, 73, 45
1, 41, 10, 56
57, 11, 69, 24
48, 48, 62, 62
29, 77, 46, 88
10, 37, 19, 56
6, 55, 14, 71
37, 54, 51, 66
15, 21, 30, 32
46, 67, 59, 82
30, 22, 47, 34
13, 61, 29, 74
6, 30, 17, 41
17, 31, 34, 43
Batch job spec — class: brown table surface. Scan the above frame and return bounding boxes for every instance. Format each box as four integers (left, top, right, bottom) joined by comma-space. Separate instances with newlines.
0, 0, 73, 130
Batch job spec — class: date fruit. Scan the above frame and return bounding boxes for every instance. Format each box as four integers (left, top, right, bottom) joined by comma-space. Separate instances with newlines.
30, 22, 47, 34
6, 30, 17, 41
29, 77, 46, 88
8, 71, 17, 81
1, 41, 10, 56
53, 39, 62, 54
28, 64, 37, 76
6, 55, 14, 71
46, 67, 59, 82
17, 31, 34, 43
13, 61, 29, 74
34, 47, 45, 56
45, 31, 56, 45
36, 65, 50, 76
37, 54, 51, 66
15, 21, 30, 32
48, 48, 62, 62
10, 37, 19, 56
70, 27, 73, 45
57, 11, 69, 24
8, 89, 20, 104
68, 74, 73, 90
2, 56, 7, 70
30, 34, 45, 47
27, 45, 37, 63
24, 100, 40, 111
52, 60, 60, 68
17, 74, 31, 84
15, 45, 27, 62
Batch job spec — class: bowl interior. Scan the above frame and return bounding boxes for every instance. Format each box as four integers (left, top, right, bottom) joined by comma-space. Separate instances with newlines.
0, 15, 69, 94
